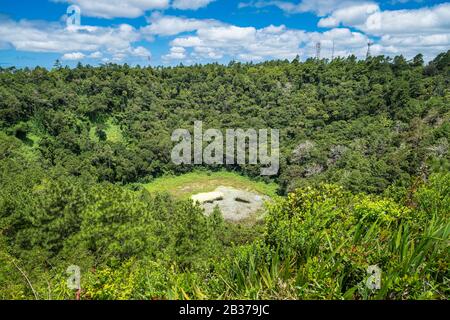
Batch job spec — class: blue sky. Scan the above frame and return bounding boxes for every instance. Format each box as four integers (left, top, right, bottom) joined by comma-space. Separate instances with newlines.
0, 0, 449, 68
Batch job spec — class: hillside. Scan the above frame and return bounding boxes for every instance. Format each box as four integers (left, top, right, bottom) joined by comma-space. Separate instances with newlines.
0, 52, 449, 300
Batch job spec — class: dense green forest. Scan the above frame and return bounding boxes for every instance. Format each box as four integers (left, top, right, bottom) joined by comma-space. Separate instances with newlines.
0, 52, 449, 299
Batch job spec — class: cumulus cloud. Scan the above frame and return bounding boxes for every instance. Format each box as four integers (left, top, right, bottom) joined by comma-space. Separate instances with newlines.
53, 0, 215, 18
163, 46, 187, 60
130, 46, 152, 58
141, 12, 223, 36
239, 0, 371, 16
172, 0, 215, 10
52, 0, 169, 18
296, 0, 376, 16
154, 14, 369, 62
2, 1, 448, 65
240, 1, 450, 36
0, 18, 151, 63
360, 3, 450, 35
374, 33, 450, 61
89, 51, 103, 59
61, 52, 85, 60
0, 19, 137, 52
315, 2, 450, 36
317, 3, 380, 28
239, 1, 450, 61
317, 2, 450, 60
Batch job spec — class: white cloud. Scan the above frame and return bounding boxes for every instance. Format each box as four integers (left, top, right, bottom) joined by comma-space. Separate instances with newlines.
163, 46, 187, 60
164, 15, 369, 62
240, 0, 372, 16
105, 46, 151, 62
0, 19, 138, 52
244, 2, 450, 61
130, 46, 151, 57
381, 34, 450, 47
2, 1, 448, 66
295, 0, 376, 16
0, 18, 151, 63
314, 2, 450, 37
315, 2, 450, 60
61, 52, 85, 60
141, 12, 223, 36
53, 0, 215, 18
241, 1, 450, 38
171, 36, 205, 47
374, 33, 450, 61
89, 51, 103, 59
197, 25, 257, 42
318, 3, 379, 28
172, 0, 215, 10
237, 53, 263, 61
360, 3, 450, 35
192, 46, 223, 59
53, 0, 169, 19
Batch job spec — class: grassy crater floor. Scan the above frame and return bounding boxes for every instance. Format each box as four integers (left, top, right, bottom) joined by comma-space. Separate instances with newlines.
142, 171, 279, 200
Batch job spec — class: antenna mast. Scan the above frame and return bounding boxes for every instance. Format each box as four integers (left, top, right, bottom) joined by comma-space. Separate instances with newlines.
315, 41, 321, 60
366, 41, 374, 59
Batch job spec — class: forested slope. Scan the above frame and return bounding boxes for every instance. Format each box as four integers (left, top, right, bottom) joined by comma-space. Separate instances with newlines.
0, 52, 448, 299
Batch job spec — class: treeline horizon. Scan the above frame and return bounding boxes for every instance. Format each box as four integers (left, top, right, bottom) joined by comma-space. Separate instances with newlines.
1, 51, 447, 72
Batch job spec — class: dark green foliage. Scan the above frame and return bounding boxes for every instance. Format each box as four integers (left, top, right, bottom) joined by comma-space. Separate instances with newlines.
0, 52, 448, 299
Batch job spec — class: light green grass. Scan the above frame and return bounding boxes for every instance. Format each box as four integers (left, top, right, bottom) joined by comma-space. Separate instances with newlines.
143, 171, 279, 199
18, 132, 41, 162
27, 133, 41, 145
89, 119, 124, 143
104, 121, 123, 143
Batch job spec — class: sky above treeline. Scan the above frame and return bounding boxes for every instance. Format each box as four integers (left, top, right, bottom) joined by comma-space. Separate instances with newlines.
0, 0, 449, 68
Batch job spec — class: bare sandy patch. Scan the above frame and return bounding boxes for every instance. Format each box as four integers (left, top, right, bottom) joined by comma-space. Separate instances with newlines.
191, 186, 270, 222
